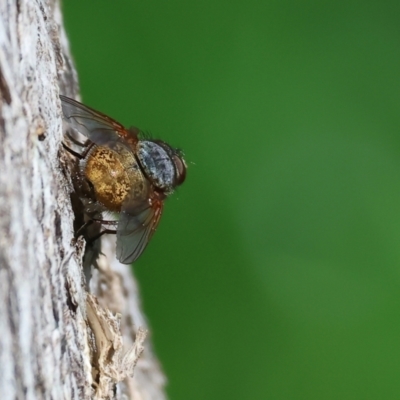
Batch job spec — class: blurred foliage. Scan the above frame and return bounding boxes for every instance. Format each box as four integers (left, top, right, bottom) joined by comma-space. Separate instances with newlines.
63, 1, 400, 399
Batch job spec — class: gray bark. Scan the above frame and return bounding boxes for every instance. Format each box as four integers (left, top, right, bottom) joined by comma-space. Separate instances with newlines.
0, 1, 166, 399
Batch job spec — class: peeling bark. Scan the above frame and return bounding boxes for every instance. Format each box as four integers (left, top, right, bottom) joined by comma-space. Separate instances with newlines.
0, 1, 166, 399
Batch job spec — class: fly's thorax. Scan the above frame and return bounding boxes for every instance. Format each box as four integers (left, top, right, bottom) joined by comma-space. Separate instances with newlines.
136, 140, 186, 192
83, 143, 147, 212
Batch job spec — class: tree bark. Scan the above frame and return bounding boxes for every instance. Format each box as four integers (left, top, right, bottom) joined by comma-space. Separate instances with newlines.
0, 1, 166, 399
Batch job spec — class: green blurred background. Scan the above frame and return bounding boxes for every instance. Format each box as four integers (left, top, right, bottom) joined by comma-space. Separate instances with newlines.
63, 1, 400, 399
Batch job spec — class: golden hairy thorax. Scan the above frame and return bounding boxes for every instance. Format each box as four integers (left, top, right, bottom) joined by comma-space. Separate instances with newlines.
84, 142, 147, 212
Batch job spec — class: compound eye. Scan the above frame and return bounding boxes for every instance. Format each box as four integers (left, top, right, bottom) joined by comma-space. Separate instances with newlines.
173, 154, 187, 186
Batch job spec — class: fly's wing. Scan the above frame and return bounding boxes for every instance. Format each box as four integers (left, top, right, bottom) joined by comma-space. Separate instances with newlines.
116, 193, 164, 264
60, 95, 138, 146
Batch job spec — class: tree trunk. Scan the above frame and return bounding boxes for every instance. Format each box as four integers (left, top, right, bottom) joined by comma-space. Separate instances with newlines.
0, 1, 166, 398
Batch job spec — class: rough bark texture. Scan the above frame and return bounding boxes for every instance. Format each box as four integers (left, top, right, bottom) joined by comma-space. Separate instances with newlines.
0, 1, 166, 399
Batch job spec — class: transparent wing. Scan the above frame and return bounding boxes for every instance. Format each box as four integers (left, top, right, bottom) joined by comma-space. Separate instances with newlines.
116, 196, 163, 264
60, 95, 138, 146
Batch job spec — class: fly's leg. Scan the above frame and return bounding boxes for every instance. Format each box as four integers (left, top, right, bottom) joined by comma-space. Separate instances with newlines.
62, 140, 95, 160
76, 219, 118, 243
